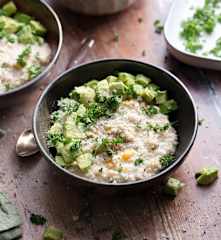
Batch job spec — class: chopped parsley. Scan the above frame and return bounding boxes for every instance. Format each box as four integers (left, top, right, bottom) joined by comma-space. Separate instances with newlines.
180, 0, 221, 54
16, 46, 31, 67
30, 213, 47, 225
160, 154, 175, 168
134, 158, 144, 166
144, 105, 158, 116
47, 133, 64, 147
28, 64, 42, 79
70, 139, 81, 153
147, 123, 170, 133
154, 19, 164, 34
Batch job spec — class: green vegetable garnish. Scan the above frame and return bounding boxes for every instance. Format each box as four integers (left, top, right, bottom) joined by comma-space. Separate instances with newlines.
47, 133, 64, 147
145, 105, 158, 116
30, 213, 47, 225
16, 46, 31, 67
160, 154, 175, 168
163, 177, 184, 197
195, 167, 219, 185
28, 64, 42, 79
147, 123, 170, 133
43, 226, 64, 240
154, 19, 164, 34
134, 159, 144, 166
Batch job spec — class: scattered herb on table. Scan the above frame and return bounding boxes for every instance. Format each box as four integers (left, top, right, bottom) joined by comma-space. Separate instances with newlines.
30, 213, 47, 225
154, 19, 164, 34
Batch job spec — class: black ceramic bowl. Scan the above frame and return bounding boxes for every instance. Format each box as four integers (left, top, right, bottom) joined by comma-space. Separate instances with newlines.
33, 59, 198, 191
0, 0, 63, 108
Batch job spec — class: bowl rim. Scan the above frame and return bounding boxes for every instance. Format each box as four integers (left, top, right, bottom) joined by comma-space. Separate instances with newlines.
0, 0, 63, 97
33, 59, 198, 187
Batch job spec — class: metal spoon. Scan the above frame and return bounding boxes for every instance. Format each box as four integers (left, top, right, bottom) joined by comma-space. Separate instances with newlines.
16, 38, 95, 157
16, 129, 38, 157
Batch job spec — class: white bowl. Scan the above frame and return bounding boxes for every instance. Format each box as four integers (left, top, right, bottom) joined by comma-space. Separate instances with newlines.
61, 0, 137, 15
164, 0, 221, 70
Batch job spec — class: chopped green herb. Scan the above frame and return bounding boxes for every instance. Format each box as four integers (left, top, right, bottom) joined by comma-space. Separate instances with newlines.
57, 98, 79, 114
69, 139, 81, 153
16, 46, 31, 67
160, 154, 175, 168
154, 19, 164, 33
134, 158, 144, 166
28, 64, 42, 79
47, 133, 64, 147
145, 105, 158, 116
147, 123, 170, 133
30, 213, 47, 225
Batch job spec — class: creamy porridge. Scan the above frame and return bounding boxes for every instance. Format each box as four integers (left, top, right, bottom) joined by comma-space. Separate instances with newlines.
48, 72, 178, 183
0, 1, 51, 93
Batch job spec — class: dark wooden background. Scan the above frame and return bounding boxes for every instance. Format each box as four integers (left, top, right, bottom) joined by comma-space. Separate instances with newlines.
1, 0, 221, 239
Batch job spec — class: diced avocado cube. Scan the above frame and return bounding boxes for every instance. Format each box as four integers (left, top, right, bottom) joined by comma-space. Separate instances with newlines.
77, 153, 93, 171
43, 226, 64, 240
106, 75, 118, 83
164, 177, 184, 197
0, 16, 20, 33
95, 79, 110, 102
109, 81, 126, 95
149, 83, 160, 91
135, 74, 151, 86
64, 114, 85, 139
2, 1, 17, 16
30, 20, 47, 36
76, 104, 86, 117
55, 156, 66, 167
70, 86, 95, 106
0, 9, 6, 16
159, 99, 178, 114
156, 90, 167, 104
14, 12, 32, 24
133, 84, 144, 96
86, 80, 98, 89
118, 72, 135, 86
195, 167, 218, 185
17, 25, 35, 44
142, 87, 157, 103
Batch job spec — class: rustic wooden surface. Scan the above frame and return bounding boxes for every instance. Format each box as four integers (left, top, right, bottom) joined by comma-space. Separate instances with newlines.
1, 0, 221, 239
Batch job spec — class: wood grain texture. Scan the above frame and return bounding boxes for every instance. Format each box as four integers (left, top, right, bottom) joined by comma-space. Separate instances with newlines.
1, 0, 221, 239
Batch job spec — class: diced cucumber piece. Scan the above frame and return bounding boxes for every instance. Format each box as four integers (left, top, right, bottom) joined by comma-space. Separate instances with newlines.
109, 81, 126, 95
70, 86, 95, 106
164, 177, 184, 197
118, 72, 135, 86
14, 12, 32, 24
135, 74, 151, 86
142, 87, 157, 103
149, 83, 160, 91
64, 114, 85, 139
156, 90, 167, 104
17, 25, 35, 44
2, 1, 17, 16
77, 153, 93, 171
195, 167, 218, 185
95, 79, 110, 102
159, 99, 177, 114
55, 156, 66, 167
86, 80, 98, 89
133, 84, 144, 96
0, 16, 20, 33
30, 20, 47, 36
106, 75, 118, 83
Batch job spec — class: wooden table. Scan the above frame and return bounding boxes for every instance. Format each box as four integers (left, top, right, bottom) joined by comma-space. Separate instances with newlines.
1, 0, 221, 239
